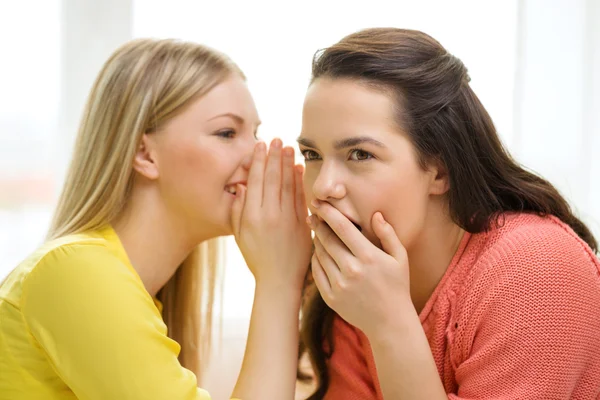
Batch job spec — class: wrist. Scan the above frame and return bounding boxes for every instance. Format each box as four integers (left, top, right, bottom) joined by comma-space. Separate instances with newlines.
254, 281, 303, 306
254, 274, 305, 297
365, 297, 419, 343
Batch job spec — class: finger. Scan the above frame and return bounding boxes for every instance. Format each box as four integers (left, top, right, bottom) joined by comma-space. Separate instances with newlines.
294, 164, 308, 222
280, 146, 295, 212
371, 212, 406, 261
312, 201, 368, 259
311, 253, 333, 303
245, 142, 267, 209
308, 214, 354, 272
264, 138, 283, 210
231, 184, 246, 237
313, 237, 342, 283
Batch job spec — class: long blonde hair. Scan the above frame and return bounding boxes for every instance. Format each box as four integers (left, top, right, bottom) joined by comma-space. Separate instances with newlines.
48, 38, 242, 380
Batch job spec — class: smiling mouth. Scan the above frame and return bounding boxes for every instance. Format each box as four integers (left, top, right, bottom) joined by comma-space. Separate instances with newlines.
225, 183, 246, 195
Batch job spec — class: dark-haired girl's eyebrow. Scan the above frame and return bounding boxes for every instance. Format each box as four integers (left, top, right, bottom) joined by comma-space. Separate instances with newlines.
296, 136, 385, 150
333, 136, 385, 150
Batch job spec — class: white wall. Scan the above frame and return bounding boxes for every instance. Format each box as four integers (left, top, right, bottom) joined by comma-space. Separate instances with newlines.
585, 0, 600, 237
513, 0, 600, 239
0, 0, 61, 274
0, 0, 133, 287
57, 0, 133, 180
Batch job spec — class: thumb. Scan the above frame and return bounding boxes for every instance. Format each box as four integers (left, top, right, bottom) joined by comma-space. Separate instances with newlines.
231, 184, 246, 237
371, 212, 405, 261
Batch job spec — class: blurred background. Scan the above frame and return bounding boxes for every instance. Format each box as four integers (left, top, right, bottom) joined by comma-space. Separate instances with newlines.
0, 0, 598, 398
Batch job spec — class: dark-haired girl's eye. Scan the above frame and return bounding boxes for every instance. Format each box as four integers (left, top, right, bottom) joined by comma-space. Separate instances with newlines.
301, 149, 321, 161
349, 149, 373, 161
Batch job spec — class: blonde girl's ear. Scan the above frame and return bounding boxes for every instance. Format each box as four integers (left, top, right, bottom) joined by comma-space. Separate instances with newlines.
132, 134, 159, 180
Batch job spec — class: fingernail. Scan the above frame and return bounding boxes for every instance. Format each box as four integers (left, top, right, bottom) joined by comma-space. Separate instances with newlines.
311, 199, 320, 208
377, 212, 385, 224
256, 142, 266, 153
283, 147, 294, 157
272, 138, 282, 148
306, 215, 315, 228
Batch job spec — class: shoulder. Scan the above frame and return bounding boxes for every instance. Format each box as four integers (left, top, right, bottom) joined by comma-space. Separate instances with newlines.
455, 213, 600, 327
27, 234, 128, 285
18, 232, 142, 314
466, 213, 599, 287
18, 233, 161, 340
1, 232, 127, 305
450, 214, 600, 380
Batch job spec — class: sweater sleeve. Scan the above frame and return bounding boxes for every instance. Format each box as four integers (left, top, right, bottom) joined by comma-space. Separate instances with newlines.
21, 243, 213, 400
324, 316, 381, 400
449, 227, 600, 399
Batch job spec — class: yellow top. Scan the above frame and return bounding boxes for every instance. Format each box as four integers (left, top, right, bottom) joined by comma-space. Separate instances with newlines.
0, 225, 229, 400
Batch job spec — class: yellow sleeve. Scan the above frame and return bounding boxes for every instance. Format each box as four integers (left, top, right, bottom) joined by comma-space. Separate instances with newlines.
21, 243, 212, 400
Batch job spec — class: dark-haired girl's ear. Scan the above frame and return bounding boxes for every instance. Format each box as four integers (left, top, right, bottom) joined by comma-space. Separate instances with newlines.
428, 161, 450, 195
132, 134, 160, 180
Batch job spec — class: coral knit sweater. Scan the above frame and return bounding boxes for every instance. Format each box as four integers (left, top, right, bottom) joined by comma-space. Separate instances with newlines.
324, 213, 600, 399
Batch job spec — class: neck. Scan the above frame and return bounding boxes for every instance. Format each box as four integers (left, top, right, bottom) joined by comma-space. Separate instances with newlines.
112, 187, 203, 297
407, 203, 465, 314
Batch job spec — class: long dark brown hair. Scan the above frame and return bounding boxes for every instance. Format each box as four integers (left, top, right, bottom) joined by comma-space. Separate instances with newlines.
297, 27, 598, 399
